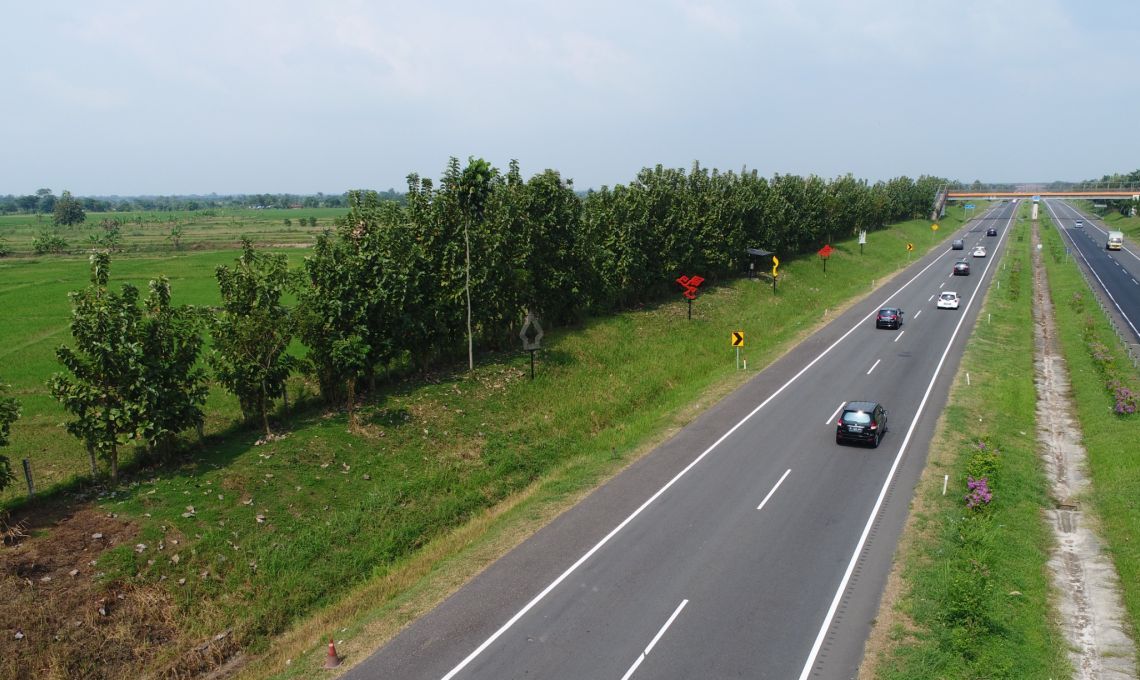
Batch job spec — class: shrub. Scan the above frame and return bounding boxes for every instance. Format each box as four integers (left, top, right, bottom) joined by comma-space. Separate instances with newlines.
32, 230, 69, 254
965, 476, 993, 510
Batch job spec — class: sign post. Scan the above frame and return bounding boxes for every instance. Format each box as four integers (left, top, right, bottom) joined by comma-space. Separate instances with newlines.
858, 230, 866, 255
818, 244, 832, 272
931, 223, 939, 240
676, 275, 704, 319
731, 331, 745, 370
906, 242, 914, 262
519, 310, 544, 380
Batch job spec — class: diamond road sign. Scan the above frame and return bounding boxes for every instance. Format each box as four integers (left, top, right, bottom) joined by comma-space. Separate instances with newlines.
519, 311, 543, 351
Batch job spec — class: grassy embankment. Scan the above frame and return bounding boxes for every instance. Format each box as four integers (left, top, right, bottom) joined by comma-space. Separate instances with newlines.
1038, 212, 1140, 664
864, 205, 1070, 678
2, 211, 968, 678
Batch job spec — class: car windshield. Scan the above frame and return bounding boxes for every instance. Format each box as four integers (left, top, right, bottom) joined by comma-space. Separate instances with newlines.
842, 410, 871, 425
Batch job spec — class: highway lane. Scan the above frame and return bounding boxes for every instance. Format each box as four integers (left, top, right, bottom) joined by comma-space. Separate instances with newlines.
1044, 199, 1140, 342
345, 202, 1018, 680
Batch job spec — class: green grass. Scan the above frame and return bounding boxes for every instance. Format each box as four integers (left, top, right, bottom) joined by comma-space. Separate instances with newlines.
0, 250, 312, 502
0, 207, 347, 255
1038, 213, 1140, 666
2, 209, 978, 676
868, 207, 1069, 679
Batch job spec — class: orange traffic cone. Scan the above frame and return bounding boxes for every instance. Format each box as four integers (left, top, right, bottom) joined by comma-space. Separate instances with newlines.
324, 637, 341, 669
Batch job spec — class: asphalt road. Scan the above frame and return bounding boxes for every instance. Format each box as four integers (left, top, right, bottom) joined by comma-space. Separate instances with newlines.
345, 202, 1018, 680
1043, 199, 1140, 343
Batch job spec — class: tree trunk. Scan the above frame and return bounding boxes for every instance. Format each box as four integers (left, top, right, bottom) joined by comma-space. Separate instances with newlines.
346, 377, 356, 429
86, 442, 98, 477
261, 379, 271, 437
109, 442, 118, 483
465, 216, 473, 371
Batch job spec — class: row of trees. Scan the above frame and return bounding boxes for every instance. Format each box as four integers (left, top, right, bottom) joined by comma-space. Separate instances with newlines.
0, 190, 403, 215
38, 159, 943, 484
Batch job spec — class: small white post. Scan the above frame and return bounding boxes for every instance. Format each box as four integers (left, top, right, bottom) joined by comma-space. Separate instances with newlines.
966, 373, 971, 386
743, 359, 747, 371
943, 475, 949, 495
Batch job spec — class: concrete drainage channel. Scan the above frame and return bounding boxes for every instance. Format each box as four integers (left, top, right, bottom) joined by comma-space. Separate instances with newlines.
1033, 222, 1138, 679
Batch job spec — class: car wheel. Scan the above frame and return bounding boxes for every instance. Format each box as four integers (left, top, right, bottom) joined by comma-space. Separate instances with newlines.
836, 436, 844, 446
871, 432, 881, 448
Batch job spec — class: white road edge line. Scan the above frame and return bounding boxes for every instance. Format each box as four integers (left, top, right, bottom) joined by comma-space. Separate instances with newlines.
1045, 201, 1140, 341
1053, 200, 1140, 264
756, 469, 792, 511
893, 330, 905, 343
619, 599, 689, 680
826, 402, 846, 425
438, 228, 959, 680
796, 204, 1016, 680
866, 359, 881, 375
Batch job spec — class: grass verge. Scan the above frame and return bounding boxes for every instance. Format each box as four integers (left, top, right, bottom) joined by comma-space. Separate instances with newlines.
862, 209, 1070, 679
3, 211, 973, 679
1038, 214, 1140, 665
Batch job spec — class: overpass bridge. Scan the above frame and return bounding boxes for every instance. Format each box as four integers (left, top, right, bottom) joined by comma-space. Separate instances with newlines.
931, 183, 1139, 219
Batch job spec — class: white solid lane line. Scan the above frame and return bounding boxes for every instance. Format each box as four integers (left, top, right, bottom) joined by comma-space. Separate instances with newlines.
827, 402, 846, 425
798, 203, 1017, 680
866, 359, 881, 375
756, 469, 792, 511
893, 330, 905, 343
439, 218, 969, 680
619, 600, 689, 680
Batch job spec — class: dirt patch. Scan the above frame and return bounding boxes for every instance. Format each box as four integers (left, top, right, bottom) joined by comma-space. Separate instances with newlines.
1032, 221, 1137, 679
0, 504, 178, 680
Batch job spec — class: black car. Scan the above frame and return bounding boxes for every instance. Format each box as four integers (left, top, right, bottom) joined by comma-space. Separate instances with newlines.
953, 260, 970, 275
836, 401, 888, 447
986, 227, 997, 236
875, 307, 903, 329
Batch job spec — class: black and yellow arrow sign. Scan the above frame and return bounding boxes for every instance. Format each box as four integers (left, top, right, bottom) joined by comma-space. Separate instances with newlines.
731, 331, 745, 347
905, 242, 914, 252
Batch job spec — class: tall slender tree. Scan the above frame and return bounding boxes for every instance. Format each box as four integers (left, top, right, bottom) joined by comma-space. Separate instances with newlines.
210, 239, 299, 436
0, 376, 20, 491
48, 253, 146, 482
139, 277, 208, 453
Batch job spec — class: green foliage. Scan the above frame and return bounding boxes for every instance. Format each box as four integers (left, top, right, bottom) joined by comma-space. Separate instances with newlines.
48, 253, 206, 481
0, 377, 19, 491
139, 277, 209, 454
32, 229, 69, 254
48, 253, 146, 482
210, 239, 299, 435
52, 190, 86, 227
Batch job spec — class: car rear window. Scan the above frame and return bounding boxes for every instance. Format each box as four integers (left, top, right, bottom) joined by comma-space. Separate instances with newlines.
940, 293, 955, 300
842, 410, 871, 425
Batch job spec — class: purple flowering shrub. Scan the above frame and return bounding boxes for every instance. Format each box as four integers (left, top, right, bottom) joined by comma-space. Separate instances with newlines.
1109, 380, 1137, 415
965, 477, 993, 510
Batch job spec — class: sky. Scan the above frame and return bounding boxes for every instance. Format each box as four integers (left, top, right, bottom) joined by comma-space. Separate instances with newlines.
2, 0, 1138, 196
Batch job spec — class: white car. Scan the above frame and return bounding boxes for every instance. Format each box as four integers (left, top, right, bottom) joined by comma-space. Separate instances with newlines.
972, 246, 986, 257
937, 291, 960, 309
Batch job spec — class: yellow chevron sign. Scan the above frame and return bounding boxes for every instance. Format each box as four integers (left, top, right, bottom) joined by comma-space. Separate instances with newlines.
731, 331, 745, 347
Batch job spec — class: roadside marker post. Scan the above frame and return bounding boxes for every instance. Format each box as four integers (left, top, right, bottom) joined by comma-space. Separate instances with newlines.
731, 331, 745, 370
